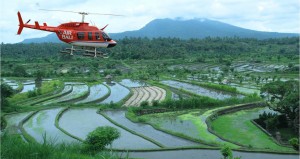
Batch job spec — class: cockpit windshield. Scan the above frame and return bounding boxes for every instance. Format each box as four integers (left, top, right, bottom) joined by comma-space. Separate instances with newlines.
102, 32, 111, 41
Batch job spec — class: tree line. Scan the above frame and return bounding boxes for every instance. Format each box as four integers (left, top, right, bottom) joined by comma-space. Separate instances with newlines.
1, 37, 298, 60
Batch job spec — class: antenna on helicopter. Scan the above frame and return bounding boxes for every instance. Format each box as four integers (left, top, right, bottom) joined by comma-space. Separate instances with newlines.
39, 9, 124, 23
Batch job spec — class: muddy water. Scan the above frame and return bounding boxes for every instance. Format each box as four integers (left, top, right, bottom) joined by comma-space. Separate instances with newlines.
59, 108, 159, 149
103, 110, 201, 147
23, 108, 76, 144
99, 83, 130, 104
129, 150, 299, 159
76, 84, 109, 104
161, 80, 243, 100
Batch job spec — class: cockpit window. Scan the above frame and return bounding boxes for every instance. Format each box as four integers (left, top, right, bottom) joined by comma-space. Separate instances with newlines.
77, 32, 85, 40
102, 32, 111, 41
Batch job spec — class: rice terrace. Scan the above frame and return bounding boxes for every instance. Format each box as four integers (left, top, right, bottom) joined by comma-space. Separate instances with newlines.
1, 1, 300, 159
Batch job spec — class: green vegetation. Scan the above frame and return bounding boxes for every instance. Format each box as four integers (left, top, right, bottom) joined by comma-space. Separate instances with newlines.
289, 138, 299, 151
221, 145, 241, 159
1, 83, 14, 112
175, 79, 238, 94
129, 94, 261, 114
129, 103, 262, 147
1, 36, 299, 157
1, 134, 123, 159
84, 126, 120, 151
7, 80, 64, 104
4, 37, 298, 61
210, 108, 295, 152
260, 80, 299, 134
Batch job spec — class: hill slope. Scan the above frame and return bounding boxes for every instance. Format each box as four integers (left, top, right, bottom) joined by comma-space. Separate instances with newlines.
110, 18, 298, 39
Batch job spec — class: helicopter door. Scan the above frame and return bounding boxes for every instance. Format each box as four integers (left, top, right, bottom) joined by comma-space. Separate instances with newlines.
88, 32, 92, 40
95, 32, 100, 40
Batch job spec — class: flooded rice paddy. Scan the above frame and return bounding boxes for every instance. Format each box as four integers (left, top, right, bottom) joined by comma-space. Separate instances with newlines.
129, 149, 299, 159
143, 109, 237, 147
120, 79, 148, 88
103, 110, 201, 147
161, 80, 243, 100
23, 108, 76, 144
20, 84, 36, 93
59, 108, 158, 149
76, 84, 109, 104
5, 112, 32, 134
99, 82, 130, 104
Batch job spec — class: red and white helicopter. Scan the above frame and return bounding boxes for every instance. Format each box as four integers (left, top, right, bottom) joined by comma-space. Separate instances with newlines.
17, 9, 122, 57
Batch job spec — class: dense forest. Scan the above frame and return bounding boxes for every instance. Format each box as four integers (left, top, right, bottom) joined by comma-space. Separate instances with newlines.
1, 37, 299, 78
2, 37, 299, 60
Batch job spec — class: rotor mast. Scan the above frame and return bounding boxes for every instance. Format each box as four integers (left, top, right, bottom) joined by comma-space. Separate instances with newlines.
79, 12, 88, 23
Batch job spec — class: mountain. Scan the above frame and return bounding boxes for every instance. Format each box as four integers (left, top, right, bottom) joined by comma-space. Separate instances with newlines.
110, 18, 298, 39
21, 18, 298, 43
22, 33, 61, 43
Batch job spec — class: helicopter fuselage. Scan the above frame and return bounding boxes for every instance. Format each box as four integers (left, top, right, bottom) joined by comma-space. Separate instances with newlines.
17, 11, 116, 48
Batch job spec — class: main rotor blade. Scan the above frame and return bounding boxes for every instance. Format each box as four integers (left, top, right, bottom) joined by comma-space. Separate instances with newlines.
39, 9, 124, 16
39, 9, 79, 14
86, 12, 124, 16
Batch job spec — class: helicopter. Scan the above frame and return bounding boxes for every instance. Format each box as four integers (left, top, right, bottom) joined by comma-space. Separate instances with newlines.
17, 9, 122, 57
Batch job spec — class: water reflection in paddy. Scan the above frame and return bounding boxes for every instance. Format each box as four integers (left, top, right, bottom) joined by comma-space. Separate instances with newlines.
59, 108, 158, 149
161, 80, 243, 100
129, 149, 299, 159
120, 79, 148, 88
21, 84, 35, 93
5, 112, 32, 134
103, 110, 201, 147
99, 82, 130, 104
23, 108, 76, 144
76, 84, 108, 104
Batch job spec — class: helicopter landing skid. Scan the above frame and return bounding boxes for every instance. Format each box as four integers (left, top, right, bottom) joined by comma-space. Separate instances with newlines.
83, 51, 108, 58
60, 46, 108, 58
60, 45, 75, 55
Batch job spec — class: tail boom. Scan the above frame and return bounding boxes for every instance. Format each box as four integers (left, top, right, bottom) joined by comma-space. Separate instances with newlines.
17, 11, 24, 35
17, 11, 57, 35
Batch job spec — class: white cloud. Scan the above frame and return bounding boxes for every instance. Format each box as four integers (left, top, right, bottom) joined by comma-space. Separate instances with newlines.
0, 0, 299, 43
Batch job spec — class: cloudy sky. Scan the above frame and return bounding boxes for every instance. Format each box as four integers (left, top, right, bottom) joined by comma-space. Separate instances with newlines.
0, 0, 299, 43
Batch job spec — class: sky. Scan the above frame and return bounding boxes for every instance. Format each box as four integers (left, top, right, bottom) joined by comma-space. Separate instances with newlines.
0, 0, 299, 43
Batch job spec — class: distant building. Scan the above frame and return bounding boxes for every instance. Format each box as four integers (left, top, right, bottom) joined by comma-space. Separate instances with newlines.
105, 75, 113, 84
221, 79, 230, 85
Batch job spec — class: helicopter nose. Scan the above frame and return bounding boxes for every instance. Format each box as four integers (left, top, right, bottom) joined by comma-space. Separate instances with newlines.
108, 40, 117, 48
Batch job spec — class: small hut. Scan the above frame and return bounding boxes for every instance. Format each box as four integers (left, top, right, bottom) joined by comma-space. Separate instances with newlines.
105, 75, 113, 84
35, 77, 42, 88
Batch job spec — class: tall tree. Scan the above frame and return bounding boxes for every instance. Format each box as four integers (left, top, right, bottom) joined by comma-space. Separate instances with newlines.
1, 83, 14, 110
260, 80, 299, 130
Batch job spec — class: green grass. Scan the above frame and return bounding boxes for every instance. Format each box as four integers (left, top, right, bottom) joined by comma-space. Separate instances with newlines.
1, 134, 123, 159
211, 108, 295, 152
